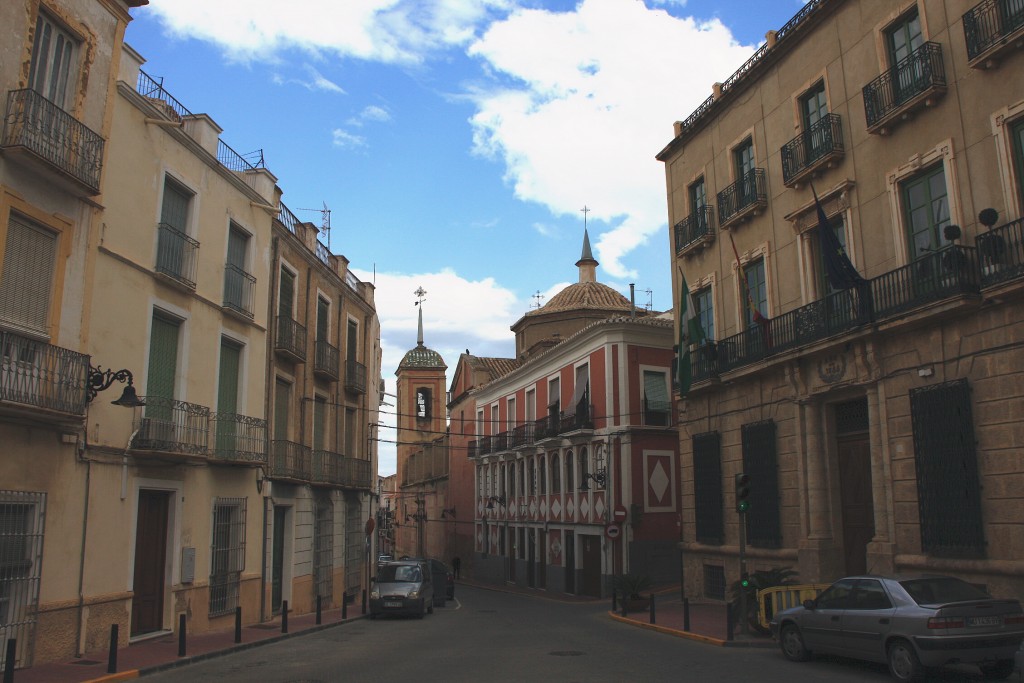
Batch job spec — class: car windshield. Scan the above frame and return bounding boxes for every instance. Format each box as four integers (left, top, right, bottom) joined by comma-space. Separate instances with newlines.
378, 565, 421, 583
900, 577, 991, 605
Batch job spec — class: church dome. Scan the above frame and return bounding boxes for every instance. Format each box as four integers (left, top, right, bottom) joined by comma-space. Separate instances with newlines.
399, 343, 446, 369
539, 280, 631, 314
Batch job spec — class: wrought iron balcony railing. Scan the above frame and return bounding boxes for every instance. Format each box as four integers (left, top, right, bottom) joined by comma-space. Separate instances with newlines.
717, 169, 767, 226
344, 359, 367, 394
134, 397, 210, 455
223, 264, 256, 318
687, 244, 993, 382
467, 439, 480, 458
211, 412, 267, 464
155, 223, 199, 289
0, 331, 88, 415
781, 113, 844, 187
274, 316, 306, 362
674, 206, 715, 253
270, 440, 312, 481
559, 403, 593, 434
1, 88, 104, 194
510, 422, 534, 448
863, 42, 946, 132
493, 431, 510, 453
978, 217, 1024, 287
314, 339, 340, 380
963, 0, 1024, 64
534, 414, 558, 441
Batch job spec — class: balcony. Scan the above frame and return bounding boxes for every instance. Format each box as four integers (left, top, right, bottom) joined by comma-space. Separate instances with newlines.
687, 243, 1005, 382
344, 359, 367, 394
133, 397, 210, 456
314, 339, 340, 380
781, 113, 844, 188
717, 169, 767, 228
274, 316, 307, 363
510, 422, 534, 448
0, 331, 88, 417
963, 0, 1024, 69
492, 431, 510, 453
223, 264, 256, 319
313, 450, 368, 487
269, 440, 311, 482
863, 42, 946, 135
1, 89, 104, 195
211, 413, 267, 464
674, 206, 715, 254
155, 223, 199, 290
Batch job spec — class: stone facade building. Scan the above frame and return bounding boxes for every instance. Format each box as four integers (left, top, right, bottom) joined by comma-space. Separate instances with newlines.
659, 0, 1024, 601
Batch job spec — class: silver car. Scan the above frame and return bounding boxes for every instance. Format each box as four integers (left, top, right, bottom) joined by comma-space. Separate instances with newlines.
368, 560, 433, 619
770, 575, 1024, 682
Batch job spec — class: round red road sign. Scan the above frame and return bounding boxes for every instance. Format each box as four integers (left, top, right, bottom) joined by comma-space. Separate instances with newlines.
605, 523, 621, 540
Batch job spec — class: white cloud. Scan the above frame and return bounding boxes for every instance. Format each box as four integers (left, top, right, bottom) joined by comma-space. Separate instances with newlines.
146, 0, 510, 64
466, 0, 755, 277
360, 105, 393, 122
331, 129, 367, 148
352, 267, 520, 475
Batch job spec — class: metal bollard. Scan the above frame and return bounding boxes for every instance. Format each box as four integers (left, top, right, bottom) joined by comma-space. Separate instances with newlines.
342, 592, 348, 620
316, 595, 322, 625
683, 597, 690, 632
234, 606, 242, 644
726, 602, 734, 641
281, 600, 288, 634
4, 638, 15, 683
621, 590, 628, 618
178, 614, 187, 657
107, 623, 118, 673
611, 589, 617, 612
649, 594, 656, 624
361, 589, 366, 615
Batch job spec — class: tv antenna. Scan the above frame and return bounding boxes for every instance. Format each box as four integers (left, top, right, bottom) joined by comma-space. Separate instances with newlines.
297, 202, 331, 244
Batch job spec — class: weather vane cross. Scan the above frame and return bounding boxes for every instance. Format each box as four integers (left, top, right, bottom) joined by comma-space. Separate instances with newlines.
414, 286, 427, 306
531, 290, 545, 310
580, 205, 590, 230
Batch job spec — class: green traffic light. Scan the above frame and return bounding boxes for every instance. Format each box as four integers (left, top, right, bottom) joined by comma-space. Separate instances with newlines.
738, 500, 750, 513
741, 578, 750, 588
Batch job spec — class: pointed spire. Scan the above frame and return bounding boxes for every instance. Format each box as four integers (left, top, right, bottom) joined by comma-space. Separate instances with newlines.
414, 286, 427, 347
576, 227, 598, 283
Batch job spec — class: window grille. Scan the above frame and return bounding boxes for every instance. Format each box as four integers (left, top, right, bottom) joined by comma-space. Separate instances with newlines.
344, 494, 362, 596
313, 497, 333, 602
210, 498, 246, 616
693, 432, 723, 545
0, 490, 45, 670
703, 564, 726, 600
741, 420, 781, 548
835, 398, 869, 435
910, 379, 985, 557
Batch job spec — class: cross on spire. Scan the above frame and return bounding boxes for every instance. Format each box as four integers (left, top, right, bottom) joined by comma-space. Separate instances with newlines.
580, 205, 590, 230
531, 290, 545, 310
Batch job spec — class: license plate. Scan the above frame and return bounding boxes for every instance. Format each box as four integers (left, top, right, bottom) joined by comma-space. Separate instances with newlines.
967, 616, 1001, 627
384, 601, 402, 608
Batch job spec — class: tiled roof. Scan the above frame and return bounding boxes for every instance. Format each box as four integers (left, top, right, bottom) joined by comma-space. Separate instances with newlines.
399, 343, 446, 369
529, 281, 632, 315
471, 356, 522, 379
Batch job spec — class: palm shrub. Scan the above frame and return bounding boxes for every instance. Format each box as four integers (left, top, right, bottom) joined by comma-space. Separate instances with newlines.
729, 566, 799, 634
613, 573, 652, 600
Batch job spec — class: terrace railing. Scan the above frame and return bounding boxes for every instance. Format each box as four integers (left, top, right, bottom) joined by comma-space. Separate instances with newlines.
963, 0, 1024, 63
0, 331, 88, 415
781, 113, 844, 186
674, 206, 715, 253
863, 42, 946, 132
155, 223, 199, 289
1, 88, 104, 194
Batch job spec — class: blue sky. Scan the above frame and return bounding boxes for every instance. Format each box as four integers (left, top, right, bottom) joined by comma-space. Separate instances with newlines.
125, 0, 808, 475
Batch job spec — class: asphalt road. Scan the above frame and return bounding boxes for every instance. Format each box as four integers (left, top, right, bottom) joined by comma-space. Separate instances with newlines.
141, 585, 1008, 682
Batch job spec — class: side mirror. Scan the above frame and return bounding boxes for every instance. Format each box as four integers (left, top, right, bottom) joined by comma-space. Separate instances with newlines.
802, 599, 815, 610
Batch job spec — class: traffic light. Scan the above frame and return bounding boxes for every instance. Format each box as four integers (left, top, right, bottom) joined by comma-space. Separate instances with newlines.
734, 472, 751, 513
740, 572, 750, 589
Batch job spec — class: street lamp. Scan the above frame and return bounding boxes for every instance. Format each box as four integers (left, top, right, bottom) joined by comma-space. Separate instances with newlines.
578, 469, 606, 491
87, 365, 145, 407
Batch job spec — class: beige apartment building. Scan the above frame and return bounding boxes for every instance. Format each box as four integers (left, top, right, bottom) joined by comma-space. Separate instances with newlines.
0, 0, 145, 669
659, 0, 1024, 601
0, 0, 382, 669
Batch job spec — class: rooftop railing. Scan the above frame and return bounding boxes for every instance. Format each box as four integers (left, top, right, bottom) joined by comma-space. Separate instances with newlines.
275, 202, 301, 235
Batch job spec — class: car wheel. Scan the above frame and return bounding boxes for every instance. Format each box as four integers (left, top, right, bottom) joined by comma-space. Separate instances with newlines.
979, 659, 1015, 680
779, 624, 810, 662
887, 639, 925, 682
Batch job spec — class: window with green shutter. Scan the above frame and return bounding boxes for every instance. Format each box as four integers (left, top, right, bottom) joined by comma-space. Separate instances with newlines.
278, 267, 294, 320
145, 312, 180, 422
29, 11, 79, 110
313, 397, 326, 451
273, 378, 290, 441
0, 213, 57, 336
215, 339, 241, 455
317, 296, 329, 341
1012, 118, 1024, 211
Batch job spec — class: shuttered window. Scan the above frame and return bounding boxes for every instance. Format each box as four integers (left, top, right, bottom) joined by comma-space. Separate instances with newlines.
0, 213, 58, 336
693, 432, 724, 545
217, 339, 240, 415
145, 313, 179, 423
313, 397, 326, 451
278, 268, 294, 320
29, 12, 78, 109
273, 378, 290, 441
316, 296, 329, 341
346, 320, 358, 362
160, 179, 191, 232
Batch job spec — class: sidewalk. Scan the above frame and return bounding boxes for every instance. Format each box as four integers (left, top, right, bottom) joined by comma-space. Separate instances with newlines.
10, 604, 364, 683
9, 583, 771, 682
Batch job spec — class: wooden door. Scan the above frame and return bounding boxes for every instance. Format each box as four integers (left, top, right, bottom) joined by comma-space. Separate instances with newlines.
131, 490, 169, 636
581, 535, 602, 598
564, 531, 575, 594
838, 435, 875, 575
271, 506, 287, 613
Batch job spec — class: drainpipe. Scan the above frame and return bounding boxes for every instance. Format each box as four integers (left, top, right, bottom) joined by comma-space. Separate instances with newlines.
261, 235, 279, 622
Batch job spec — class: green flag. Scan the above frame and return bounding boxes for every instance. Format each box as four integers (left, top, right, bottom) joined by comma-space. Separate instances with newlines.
677, 267, 705, 396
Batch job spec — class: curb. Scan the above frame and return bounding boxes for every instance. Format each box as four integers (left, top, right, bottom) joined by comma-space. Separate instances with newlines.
607, 611, 776, 649
81, 614, 366, 683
